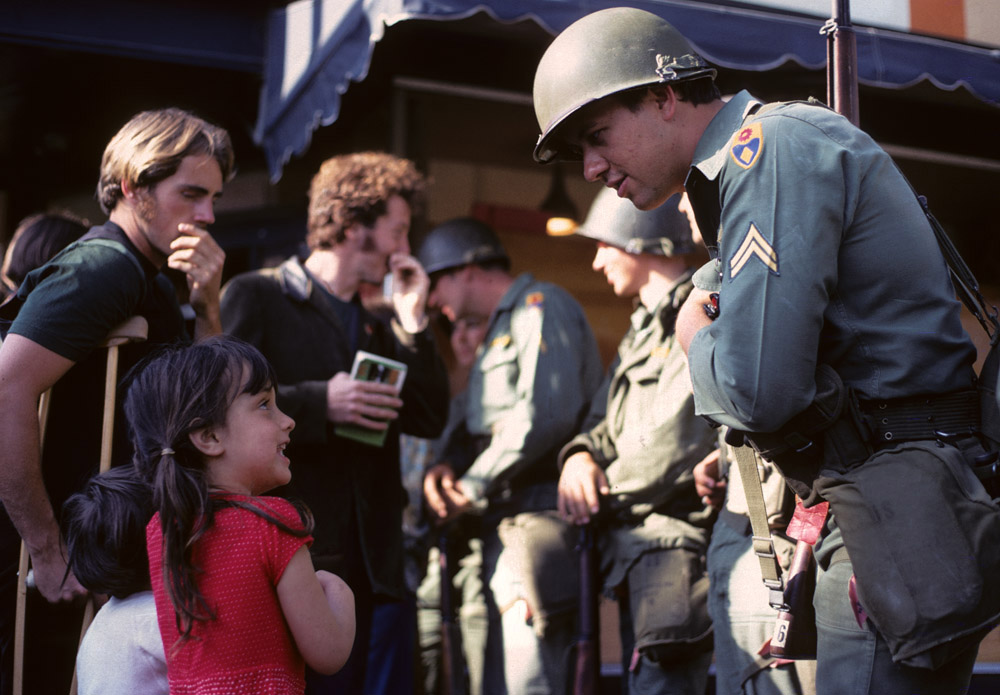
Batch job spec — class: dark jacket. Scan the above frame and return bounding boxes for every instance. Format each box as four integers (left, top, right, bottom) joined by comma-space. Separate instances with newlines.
221, 257, 448, 598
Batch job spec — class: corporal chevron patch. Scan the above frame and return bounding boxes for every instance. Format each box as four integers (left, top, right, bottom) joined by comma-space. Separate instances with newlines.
730, 122, 763, 170
729, 223, 778, 278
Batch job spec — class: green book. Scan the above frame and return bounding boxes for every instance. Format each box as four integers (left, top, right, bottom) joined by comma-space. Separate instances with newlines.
334, 350, 407, 447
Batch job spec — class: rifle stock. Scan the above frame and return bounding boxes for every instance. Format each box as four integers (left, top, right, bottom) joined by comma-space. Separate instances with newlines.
438, 532, 467, 695
572, 523, 600, 695
769, 538, 818, 659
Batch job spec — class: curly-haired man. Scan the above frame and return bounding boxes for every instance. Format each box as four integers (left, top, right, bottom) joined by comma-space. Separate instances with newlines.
221, 152, 449, 694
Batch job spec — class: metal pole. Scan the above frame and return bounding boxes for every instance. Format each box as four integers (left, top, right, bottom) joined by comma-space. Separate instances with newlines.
824, 0, 860, 125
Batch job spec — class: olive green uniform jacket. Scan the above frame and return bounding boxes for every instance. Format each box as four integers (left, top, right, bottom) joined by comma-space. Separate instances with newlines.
456, 273, 603, 508
559, 273, 717, 589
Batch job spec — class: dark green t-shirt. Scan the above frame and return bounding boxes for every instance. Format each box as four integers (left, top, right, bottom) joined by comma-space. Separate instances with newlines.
2, 221, 187, 510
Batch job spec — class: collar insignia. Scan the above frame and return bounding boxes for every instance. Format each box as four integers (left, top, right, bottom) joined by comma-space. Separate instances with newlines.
730, 122, 763, 170
730, 223, 778, 278
650, 346, 671, 359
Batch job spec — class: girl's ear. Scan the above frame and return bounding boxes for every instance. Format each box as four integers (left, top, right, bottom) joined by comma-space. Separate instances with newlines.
189, 426, 224, 457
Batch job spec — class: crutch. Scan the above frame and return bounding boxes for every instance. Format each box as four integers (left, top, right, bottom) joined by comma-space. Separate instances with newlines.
12, 315, 149, 695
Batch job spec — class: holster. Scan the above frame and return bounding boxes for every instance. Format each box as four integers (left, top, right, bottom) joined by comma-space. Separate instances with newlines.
815, 440, 1000, 668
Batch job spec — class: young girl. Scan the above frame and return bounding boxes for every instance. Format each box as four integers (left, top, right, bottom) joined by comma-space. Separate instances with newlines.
125, 335, 355, 694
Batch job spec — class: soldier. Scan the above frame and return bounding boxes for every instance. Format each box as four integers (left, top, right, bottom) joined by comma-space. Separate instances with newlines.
681, 190, 817, 695
532, 7, 1000, 695
419, 218, 603, 694
556, 188, 716, 694
416, 311, 494, 695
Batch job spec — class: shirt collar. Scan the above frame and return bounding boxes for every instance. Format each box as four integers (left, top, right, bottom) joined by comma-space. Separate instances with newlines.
496, 272, 535, 313
689, 90, 761, 184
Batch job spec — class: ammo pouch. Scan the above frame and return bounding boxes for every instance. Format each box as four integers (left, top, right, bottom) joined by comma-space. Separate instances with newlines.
626, 547, 713, 666
740, 364, 1000, 668
815, 441, 1000, 668
494, 511, 579, 637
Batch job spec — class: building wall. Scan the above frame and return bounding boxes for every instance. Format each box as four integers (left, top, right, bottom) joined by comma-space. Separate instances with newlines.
741, 0, 1000, 46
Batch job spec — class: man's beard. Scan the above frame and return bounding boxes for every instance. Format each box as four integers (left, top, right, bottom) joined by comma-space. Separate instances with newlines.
358, 228, 390, 282
134, 189, 157, 223
359, 227, 377, 253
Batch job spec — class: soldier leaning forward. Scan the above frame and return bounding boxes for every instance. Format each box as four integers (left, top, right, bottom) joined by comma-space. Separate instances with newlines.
419, 219, 604, 695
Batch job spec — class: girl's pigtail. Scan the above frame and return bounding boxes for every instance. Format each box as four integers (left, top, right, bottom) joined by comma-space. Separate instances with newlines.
152, 444, 215, 642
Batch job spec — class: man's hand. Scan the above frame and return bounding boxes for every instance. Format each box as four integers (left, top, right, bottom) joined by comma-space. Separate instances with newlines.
326, 372, 403, 429
168, 224, 226, 337
558, 451, 609, 525
423, 463, 472, 523
30, 541, 87, 604
693, 448, 726, 510
388, 253, 430, 334
0, 335, 86, 605
676, 287, 716, 355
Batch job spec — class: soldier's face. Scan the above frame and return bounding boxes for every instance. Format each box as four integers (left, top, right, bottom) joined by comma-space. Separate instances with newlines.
428, 267, 469, 322
450, 315, 488, 369
592, 242, 643, 298
571, 91, 686, 211
678, 192, 702, 245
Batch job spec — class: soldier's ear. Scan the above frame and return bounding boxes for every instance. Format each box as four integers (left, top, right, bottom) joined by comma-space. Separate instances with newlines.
651, 85, 678, 121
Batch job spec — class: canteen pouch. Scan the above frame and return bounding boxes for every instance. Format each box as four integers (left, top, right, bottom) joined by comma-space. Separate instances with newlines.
495, 510, 579, 637
814, 440, 1000, 668
626, 547, 713, 665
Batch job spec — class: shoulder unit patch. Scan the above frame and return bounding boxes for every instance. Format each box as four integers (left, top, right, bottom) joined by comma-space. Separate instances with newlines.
729, 223, 778, 279
730, 122, 763, 170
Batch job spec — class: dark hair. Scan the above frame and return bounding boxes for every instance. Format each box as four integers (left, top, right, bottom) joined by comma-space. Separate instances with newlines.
2, 212, 88, 293
616, 77, 721, 112
673, 77, 722, 105
62, 466, 153, 598
307, 151, 427, 250
124, 335, 312, 642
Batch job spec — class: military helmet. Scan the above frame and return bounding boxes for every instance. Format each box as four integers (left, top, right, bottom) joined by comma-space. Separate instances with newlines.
533, 7, 715, 163
417, 217, 510, 276
575, 188, 695, 257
